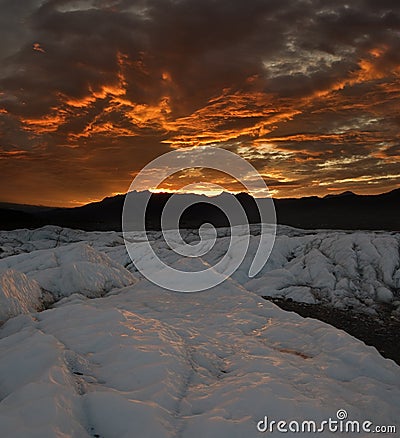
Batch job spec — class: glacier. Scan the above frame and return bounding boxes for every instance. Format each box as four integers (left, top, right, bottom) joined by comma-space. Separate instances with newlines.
0, 225, 399, 437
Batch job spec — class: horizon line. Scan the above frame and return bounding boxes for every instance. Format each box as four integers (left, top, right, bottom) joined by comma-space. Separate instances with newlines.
1, 187, 399, 209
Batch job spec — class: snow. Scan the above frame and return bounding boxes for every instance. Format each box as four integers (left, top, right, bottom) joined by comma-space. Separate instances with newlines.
0, 225, 399, 437
0, 270, 42, 323
240, 229, 400, 313
2, 224, 399, 312
0, 223, 399, 316
0, 242, 137, 302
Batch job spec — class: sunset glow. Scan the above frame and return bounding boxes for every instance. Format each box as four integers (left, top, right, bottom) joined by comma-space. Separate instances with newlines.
1, 1, 399, 206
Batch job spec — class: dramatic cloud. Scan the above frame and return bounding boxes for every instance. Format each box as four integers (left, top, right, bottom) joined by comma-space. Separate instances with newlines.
0, 0, 399, 205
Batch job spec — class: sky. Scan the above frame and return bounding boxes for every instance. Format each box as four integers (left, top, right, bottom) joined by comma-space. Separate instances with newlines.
0, 0, 399, 206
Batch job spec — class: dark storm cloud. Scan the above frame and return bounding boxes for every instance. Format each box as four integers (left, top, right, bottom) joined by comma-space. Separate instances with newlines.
7, 0, 398, 115
0, 0, 399, 204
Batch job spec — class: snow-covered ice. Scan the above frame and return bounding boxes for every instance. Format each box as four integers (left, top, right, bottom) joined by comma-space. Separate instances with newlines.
0, 239, 137, 307
0, 270, 42, 322
2, 225, 399, 314
0, 225, 399, 437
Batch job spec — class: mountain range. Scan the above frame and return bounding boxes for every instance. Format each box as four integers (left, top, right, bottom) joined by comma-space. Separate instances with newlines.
0, 189, 399, 231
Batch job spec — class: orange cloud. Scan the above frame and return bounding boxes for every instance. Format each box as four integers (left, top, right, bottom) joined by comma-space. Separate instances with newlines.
33, 42, 45, 53
21, 113, 66, 134
0, 150, 28, 159
3, 2, 400, 206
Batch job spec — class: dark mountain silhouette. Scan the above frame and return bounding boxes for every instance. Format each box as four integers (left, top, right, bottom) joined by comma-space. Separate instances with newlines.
324, 191, 356, 198
0, 189, 399, 231
274, 188, 400, 231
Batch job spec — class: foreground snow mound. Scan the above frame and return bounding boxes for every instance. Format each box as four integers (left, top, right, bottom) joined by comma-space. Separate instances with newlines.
0, 270, 42, 323
0, 280, 399, 437
0, 242, 137, 306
